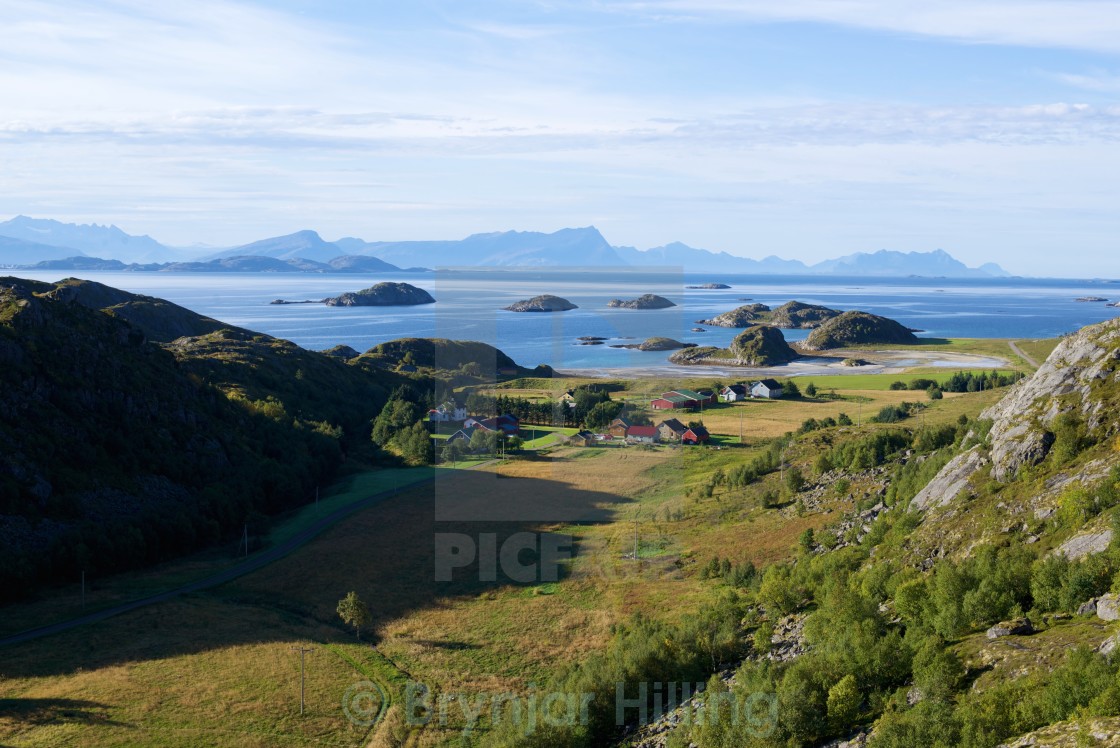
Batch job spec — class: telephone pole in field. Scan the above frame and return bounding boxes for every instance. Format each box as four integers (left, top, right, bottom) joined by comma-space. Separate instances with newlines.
290, 645, 315, 715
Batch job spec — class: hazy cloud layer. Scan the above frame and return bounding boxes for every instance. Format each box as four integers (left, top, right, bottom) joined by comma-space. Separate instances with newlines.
1, 0, 1119, 275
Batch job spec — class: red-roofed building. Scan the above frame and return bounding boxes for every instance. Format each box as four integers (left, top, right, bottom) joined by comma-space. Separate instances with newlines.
626, 425, 658, 444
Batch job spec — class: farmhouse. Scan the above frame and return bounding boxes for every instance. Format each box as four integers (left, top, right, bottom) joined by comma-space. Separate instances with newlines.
558, 390, 577, 406
656, 418, 688, 442
466, 413, 521, 435
428, 401, 468, 423
751, 379, 784, 399
608, 417, 631, 439
569, 430, 596, 447
625, 425, 658, 444
446, 429, 472, 444
682, 424, 710, 445
720, 384, 748, 402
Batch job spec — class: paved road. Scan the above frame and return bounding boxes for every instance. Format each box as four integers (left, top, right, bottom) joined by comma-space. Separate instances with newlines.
0, 476, 434, 649
1009, 340, 1040, 369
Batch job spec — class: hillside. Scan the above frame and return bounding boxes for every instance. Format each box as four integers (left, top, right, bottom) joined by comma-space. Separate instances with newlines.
801, 310, 919, 350
356, 337, 552, 379
0, 277, 402, 602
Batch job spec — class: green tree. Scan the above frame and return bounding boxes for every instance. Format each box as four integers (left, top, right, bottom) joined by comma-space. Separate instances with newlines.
337, 591, 372, 639
805, 382, 818, 397
827, 674, 861, 732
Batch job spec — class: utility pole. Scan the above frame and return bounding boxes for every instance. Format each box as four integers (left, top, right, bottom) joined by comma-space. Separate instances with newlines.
633, 517, 640, 562
290, 646, 315, 715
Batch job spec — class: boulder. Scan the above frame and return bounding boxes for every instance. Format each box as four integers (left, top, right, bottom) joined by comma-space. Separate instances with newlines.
1098, 593, 1120, 621
1078, 598, 1098, 616
986, 617, 1034, 639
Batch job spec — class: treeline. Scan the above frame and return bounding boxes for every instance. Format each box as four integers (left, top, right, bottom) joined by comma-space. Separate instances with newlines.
889, 370, 1023, 393
465, 386, 635, 430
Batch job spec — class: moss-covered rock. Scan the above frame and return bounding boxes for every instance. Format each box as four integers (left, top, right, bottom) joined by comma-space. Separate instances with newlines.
801, 311, 918, 350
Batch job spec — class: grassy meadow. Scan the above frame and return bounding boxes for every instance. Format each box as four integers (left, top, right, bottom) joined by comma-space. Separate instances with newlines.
0, 357, 1021, 747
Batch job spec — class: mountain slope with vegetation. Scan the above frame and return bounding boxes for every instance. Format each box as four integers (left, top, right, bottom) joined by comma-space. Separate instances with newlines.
0, 277, 404, 602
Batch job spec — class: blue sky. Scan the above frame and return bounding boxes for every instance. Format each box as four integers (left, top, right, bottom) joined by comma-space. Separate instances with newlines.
1, 0, 1119, 275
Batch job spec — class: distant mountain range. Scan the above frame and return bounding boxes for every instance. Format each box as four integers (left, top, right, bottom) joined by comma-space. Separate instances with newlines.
0, 216, 1013, 278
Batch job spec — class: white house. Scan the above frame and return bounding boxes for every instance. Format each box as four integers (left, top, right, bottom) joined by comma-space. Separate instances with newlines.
428, 402, 468, 423
750, 379, 784, 399
720, 384, 749, 402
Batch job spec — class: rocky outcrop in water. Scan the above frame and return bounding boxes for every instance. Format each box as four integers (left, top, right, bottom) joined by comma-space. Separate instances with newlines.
606, 294, 675, 309
504, 294, 577, 312
323, 282, 435, 307
695, 303, 770, 327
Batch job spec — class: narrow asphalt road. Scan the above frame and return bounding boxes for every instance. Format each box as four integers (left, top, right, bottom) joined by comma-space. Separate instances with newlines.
1009, 340, 1040, 369
0, 475, 435, 649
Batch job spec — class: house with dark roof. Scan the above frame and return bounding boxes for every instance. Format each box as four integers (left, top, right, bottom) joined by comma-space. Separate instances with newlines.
750, 379, 784, 399
569, 430, 596, 447
720, 384, 748, 402
608, 417, 631, 439
682, 424, 710, 444
656, 418, 688, 442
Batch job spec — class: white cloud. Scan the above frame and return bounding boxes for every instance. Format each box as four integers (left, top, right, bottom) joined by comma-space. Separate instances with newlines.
607, 0, 1120, 54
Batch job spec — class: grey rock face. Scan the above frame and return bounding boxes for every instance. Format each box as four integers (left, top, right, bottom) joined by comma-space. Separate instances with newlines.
911, 447, 986, 511
1057, 530, 1114, 560
983, 318, 1120, 481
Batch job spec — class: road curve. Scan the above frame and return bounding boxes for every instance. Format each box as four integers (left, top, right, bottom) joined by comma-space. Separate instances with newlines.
1009, 340, 1040, 369
0, 476, 435, 649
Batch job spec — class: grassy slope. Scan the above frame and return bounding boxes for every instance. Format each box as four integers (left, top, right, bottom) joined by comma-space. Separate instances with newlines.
0, 377, 1015, 747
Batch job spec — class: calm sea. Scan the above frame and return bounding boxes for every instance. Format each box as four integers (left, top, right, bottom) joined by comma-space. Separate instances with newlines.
9, 269, 1120, 371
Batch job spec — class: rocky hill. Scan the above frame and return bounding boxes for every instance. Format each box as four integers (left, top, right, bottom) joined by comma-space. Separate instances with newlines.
357, 337, 552, 379
669, 325, 798, 366
696, 303, 770, 327
730, 325, 799, 365
801, 310, 918, 350
606, 294, 675, 309
767, 300, 841, 328
503, 294, 577, 312
324, 282, 435, 306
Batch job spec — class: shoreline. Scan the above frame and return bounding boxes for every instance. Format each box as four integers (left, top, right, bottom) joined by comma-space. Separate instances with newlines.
554, 349, 1012, 379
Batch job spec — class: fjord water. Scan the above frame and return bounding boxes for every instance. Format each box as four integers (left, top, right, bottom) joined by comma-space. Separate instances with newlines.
11, 269, 1120, 370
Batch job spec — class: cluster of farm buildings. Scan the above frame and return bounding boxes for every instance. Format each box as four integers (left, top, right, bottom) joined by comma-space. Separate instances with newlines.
426, 378, 787, 453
